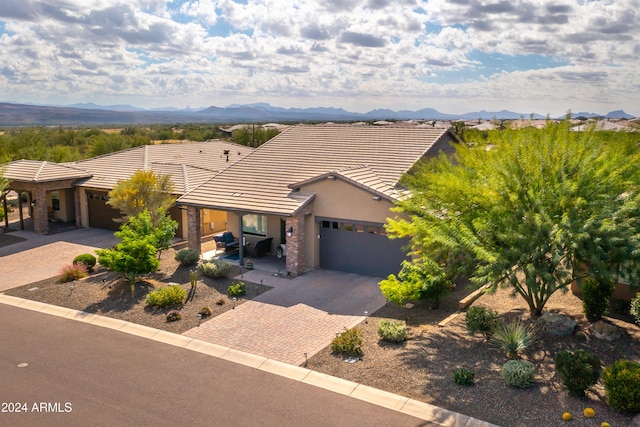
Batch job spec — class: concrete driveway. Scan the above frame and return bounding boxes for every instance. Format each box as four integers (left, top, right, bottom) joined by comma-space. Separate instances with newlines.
184, 269, 388, 365
0, 227, 117, 291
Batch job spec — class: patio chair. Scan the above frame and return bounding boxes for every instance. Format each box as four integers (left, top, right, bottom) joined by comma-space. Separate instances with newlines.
248, 237, 273, 258
214, 232, 239, 252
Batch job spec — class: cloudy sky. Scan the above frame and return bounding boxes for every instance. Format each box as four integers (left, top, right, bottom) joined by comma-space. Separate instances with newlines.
0, 0, 638, 116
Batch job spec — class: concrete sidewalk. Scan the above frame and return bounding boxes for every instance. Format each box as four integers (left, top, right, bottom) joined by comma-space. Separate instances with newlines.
183, 269, 388, 365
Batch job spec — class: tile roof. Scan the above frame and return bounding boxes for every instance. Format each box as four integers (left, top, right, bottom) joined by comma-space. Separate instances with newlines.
1, 160, 91, 183
72, 140, 253, 194
178, 125, 454, 215
289, 165, 402, 201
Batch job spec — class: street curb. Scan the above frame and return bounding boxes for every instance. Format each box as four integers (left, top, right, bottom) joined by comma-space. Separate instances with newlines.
0, 293, 499, 427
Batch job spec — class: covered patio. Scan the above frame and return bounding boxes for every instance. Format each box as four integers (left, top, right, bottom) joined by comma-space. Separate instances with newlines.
199, 232, 287, 275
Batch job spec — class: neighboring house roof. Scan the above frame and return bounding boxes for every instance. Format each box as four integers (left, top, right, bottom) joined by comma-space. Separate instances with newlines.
571, 120, 628, 132
1, 159, 91, 183
177, 125, 454, 216
72, 141, 253, 193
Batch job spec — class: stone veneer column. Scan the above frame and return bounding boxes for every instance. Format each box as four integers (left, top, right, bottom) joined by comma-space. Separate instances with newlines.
32, 186, 49, 234
186, 206, 202, 254
285, 206, 312, 277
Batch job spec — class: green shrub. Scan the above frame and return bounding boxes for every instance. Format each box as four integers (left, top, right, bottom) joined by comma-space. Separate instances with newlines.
377, 319, 408, 343
453, 368, 475, 386
631, 293, 640, 326
197, 259, 231, 278
145, 285, 187, 308
555, 350, 601, 397
465, 306, 498, 337
227, 281, 246, 297
198, 306, 212, 317
582, 277, 614, 322
166, 309, 182, 322
331, 327, 363, 357
73, 253, 97, 270
490, 318, 537, 358
502, 359, 535, 388
603, 359, 640, 414
57, 262, 88, 283
175, 249, 199, 266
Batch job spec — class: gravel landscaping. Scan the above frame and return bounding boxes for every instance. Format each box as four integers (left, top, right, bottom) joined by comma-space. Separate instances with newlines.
4, 247, 271, 334
3, 244, 640, 427
308, 285, 640, 427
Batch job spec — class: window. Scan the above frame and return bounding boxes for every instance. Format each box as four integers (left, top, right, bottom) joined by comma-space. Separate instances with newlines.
242, 214, 267, 236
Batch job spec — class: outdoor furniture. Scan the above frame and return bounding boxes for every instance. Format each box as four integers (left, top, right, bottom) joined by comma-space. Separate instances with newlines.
248, 237, 273, 258
214, 232, 239, 252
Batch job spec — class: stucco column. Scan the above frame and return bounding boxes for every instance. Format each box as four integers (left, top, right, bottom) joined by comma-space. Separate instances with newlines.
74, 189, 82, 226
32, 187, 49, 234
186, 206, 201, 254
238, 214, 245, 266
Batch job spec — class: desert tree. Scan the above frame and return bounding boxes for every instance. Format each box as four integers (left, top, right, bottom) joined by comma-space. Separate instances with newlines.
107, 170, 176, 225
386, 120, 640, 316
95, 211, 164, 294
117, 208, 178, 258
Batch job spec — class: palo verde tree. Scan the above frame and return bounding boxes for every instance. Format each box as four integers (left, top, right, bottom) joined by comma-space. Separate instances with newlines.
386, 120, 640, 316
107, 170, 176, 225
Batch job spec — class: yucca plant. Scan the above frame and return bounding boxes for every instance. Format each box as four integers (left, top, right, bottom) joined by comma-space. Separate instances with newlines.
490, 318, 537, 358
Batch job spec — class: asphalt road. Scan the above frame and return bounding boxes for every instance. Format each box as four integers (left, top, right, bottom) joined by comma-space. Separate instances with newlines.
0, 304, 433, 426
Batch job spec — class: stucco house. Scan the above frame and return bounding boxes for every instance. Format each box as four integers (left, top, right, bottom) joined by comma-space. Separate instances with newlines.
1, 125, 457, 278
177, 125, 458, 277
1, 141, 253, 237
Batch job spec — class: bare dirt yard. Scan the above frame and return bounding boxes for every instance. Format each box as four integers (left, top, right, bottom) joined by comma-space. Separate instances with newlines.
3, 245, 639, 427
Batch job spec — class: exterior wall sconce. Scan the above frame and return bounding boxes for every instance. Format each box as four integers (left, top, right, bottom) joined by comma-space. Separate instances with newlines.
31, 200, 36, 207
372, 196, 381, 201
327, 175, 336, 180
286, 227, 293, 237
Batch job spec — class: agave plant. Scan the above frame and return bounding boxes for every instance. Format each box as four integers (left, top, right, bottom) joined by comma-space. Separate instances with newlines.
490, 318, 537, 358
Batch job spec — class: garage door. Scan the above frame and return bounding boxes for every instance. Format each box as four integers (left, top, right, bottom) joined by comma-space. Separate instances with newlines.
319, 220, 409, 278
87, 191, 123, 231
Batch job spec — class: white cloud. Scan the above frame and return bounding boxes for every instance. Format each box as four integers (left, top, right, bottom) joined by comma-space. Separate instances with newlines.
0, 0, 637, 115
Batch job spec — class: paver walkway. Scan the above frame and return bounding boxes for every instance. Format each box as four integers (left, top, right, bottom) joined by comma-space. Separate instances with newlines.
184, 269, 387, 365
0, 226, 117, 291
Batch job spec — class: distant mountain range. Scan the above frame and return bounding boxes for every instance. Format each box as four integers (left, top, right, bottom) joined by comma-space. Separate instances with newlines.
0, 101, 634, 126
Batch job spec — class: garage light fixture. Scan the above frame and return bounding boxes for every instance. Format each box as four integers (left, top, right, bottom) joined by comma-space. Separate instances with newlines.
286, 227, 293, 237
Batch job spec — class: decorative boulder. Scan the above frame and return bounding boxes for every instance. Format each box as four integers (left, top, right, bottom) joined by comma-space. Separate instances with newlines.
630, 414, 640, 427
538, 312, 577, 336
589, 320, 625, 341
